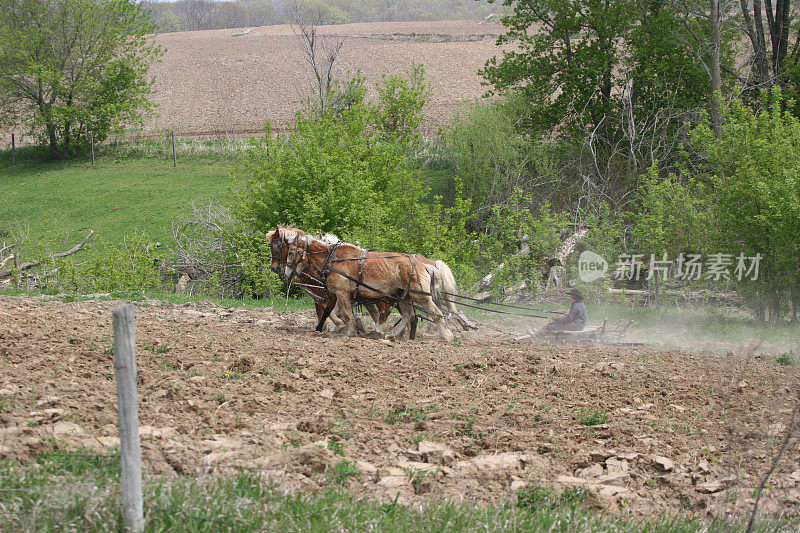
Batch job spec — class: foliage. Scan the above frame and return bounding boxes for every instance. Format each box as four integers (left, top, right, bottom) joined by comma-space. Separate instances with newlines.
582, 203, 628, 266
0, 0, 162, 159
53, 233, 165, 293
231, 65, 440, 294
627, 3, 715, 123
688, 90, 800, 320
481, 0, 634, 138
2, 458, 768, 532
233, 107, 431, 253
440, 97, 561, 215
170, 203, 282, 298
630, 166, 711, 256
575, 408, 611, 427
775, 351, 798, 366
375, 63, 430, 147
325, 459, 360, 486
517, 483, 586, 512
425, 179, 482, 287
477, 0, 730, 219
480, 190, 568, 297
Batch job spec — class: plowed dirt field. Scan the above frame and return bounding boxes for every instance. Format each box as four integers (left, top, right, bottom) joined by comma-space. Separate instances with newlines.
1, 294, 798, 520
143, 20, 506, 137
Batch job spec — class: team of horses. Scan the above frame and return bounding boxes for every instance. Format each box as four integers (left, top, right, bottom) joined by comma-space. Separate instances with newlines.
267, 225, 471, 341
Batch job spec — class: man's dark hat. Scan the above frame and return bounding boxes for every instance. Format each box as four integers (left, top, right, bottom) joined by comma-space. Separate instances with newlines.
566, 288, 583, 299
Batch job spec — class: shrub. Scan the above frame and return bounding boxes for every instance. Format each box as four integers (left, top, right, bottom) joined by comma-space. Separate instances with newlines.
775, 352, 798, 366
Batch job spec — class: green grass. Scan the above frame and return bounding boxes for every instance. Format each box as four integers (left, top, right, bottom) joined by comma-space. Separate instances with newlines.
0, 156, 233, 245
775, 351, 799, 366
0, 452, 792, 532
575, 408, 611, 426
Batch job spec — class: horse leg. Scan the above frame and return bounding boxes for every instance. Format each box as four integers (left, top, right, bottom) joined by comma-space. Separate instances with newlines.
363, 302, 382, 332
389, 301, 412, 339
336, 292, 359, 337
378, 302, 392, 334
316, 296, 337, 332
331, 301, 348, 332
409, 314, 418, 340
415, 294, 453, 342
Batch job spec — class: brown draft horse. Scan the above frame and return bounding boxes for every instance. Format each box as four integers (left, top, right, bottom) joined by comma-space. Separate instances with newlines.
268, 228, 396, 335
270, 226, 453, 341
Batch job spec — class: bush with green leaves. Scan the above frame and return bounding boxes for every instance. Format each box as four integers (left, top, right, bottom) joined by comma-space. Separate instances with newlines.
230, 66, 442, 293
688, 90, 800, 321
439, 97, 560, 216
375, 63, 430, 148
480, 190, 568, 296
55, 233, 165, 293
630, 166, 711, 258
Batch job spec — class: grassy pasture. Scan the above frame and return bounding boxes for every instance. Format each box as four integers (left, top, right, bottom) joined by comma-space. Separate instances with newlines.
0, 152, 234, 246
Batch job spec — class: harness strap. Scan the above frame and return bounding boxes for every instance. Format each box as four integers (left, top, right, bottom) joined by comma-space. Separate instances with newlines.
353, 249, 369, 302
326, 265, 444, 320
320, 242, 342, 299
399, 254, 418, 301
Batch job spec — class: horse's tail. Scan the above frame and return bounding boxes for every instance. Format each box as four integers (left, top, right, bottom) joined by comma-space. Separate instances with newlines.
423, 264, 443, 313
434, 260, 459, 314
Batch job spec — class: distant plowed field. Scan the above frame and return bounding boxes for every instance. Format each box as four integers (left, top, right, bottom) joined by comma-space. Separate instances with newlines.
144, 20, 505, 138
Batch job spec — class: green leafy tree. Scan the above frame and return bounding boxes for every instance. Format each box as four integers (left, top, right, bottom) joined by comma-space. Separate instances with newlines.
627, 3, 713, 130
0, 0, 161, 159
481, 0, 634, 139
630, 166, 711, 257
232, 67, 434, 260
480, 189, 568, 296
689, 91, 800, 321
375, 63, 430, 147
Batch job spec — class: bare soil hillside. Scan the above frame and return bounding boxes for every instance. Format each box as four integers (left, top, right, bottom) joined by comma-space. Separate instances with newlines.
142, 20, 505, 138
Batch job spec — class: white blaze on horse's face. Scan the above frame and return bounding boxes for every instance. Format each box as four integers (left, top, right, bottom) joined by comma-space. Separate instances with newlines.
284, 266, 293, 278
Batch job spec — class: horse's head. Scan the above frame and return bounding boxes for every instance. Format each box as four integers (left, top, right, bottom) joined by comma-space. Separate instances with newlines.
270, 225, 314, 280
268, 227, 286, 274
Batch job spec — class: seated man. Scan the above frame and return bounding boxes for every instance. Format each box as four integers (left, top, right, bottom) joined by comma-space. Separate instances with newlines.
545, 288, 586, 332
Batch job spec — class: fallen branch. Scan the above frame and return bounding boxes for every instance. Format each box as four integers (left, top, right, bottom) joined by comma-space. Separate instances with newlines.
0, 254, 14, 271
607, 287, 740, 300
0, 230, 94, 278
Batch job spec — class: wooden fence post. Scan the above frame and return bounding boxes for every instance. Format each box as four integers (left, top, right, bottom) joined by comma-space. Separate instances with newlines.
12, 253, 19, 290
171, 131, 176, 167
113, 304, 144, 533
90, 131, 95, 165
11, 133, 15, 164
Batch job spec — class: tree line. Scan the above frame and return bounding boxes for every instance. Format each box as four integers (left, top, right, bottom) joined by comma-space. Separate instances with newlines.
142, 0, 499, 33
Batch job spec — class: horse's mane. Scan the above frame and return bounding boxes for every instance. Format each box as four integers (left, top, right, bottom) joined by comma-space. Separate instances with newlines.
317, 232, 340, 245
275, 225, 365, 254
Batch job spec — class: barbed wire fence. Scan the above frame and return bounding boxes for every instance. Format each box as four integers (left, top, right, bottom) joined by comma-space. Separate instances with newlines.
2, 128, 260, 166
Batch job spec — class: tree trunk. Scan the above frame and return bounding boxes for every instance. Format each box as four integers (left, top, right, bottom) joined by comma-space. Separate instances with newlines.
741, 0, 771, 86
710, 0, 722, 136
46, 122, 59, 160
